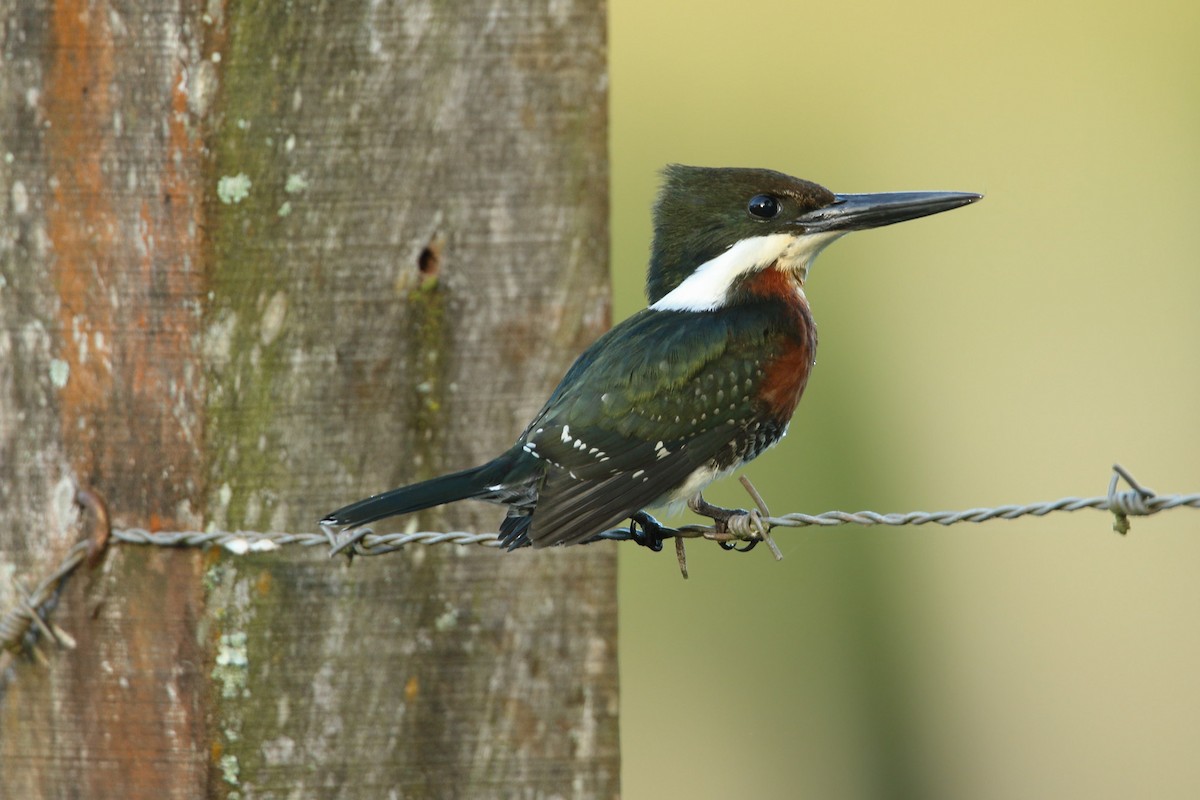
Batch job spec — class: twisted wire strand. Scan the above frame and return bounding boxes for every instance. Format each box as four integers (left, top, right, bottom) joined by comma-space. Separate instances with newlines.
111, 527, 506, 553
763, 494, 1195, 532
765, 491, 1200, 528
3, 465, 1197, 660
107, 464, 1200, 554
103, 489, 1199, 556
762, 467, 1197, 532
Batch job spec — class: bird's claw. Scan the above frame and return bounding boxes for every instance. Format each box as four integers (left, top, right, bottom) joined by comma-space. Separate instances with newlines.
688, 492, 760, 553
628, 511, 674, 552
717, 537, 759, 553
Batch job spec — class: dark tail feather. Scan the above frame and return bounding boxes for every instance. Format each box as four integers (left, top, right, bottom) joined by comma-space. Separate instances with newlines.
498, 513, 533, 550
322, 462, 501, 528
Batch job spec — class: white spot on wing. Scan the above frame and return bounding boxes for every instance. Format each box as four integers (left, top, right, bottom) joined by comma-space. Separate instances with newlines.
561, 424, 572, 444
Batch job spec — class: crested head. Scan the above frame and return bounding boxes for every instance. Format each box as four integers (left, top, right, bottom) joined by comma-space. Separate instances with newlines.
647, 165, 836, 305
645, 164, 981, 312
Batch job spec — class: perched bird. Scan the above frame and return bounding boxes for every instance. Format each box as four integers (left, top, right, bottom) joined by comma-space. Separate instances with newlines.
323, 165, 979, 548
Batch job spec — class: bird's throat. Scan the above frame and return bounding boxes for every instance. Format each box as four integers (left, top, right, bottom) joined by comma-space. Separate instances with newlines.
650, 231, 843, 312
774, 229, 843, 285
736, 264, 808, 305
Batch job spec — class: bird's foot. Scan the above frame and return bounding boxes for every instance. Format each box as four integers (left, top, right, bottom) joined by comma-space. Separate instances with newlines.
687, 492, 759, 552
628, 511, 676, 552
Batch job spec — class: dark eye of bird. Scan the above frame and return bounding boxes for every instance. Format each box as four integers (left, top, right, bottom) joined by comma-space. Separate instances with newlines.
747, 194, 780, 220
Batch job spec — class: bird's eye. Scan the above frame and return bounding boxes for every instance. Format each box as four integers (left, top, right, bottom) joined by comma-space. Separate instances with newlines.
747, 194, 781, 219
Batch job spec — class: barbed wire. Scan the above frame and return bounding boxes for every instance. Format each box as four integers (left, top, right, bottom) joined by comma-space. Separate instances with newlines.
0, 489, 110, 673
3, 464, 1198, 662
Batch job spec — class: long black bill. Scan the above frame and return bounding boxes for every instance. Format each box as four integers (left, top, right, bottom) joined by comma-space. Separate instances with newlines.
797, 190, 981, 233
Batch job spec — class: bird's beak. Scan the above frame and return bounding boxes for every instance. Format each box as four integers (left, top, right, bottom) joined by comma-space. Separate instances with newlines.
796, 190, 982, 233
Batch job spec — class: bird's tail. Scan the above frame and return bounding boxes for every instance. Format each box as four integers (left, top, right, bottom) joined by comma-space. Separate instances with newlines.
321, 460, 505, 529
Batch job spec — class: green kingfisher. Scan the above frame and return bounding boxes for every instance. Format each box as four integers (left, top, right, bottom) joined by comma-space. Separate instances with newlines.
323, 166, 980, 549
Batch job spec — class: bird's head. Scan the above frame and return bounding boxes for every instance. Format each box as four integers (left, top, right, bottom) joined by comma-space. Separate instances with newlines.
646, 165, 980, 310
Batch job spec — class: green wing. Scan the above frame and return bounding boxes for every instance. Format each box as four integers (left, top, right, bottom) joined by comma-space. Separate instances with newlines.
517, 308, 771, 546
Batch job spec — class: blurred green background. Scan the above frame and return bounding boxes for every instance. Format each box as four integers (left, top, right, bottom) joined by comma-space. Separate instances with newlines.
608, 1, 1200, 798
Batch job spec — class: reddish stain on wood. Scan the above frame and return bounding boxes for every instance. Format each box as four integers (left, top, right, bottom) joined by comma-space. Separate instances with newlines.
43, 1, 206, 526
44, 0, 118, 461
61, 549, 210, 797
30, 4, 212, 797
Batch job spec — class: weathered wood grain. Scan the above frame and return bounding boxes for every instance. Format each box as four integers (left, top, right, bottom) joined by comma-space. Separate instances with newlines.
0, 1, 616, 796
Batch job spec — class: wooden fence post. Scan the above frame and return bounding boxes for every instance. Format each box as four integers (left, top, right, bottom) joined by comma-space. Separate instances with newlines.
0, 2, 617, 796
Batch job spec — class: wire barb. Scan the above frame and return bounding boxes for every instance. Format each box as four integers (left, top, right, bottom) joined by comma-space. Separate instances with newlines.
1108, 463, 1155, 535
0, 486, 110, 673
737, 476, 783, 561
0, 544, 87, 671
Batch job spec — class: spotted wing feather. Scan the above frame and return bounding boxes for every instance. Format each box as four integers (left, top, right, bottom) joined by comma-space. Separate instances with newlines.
524, 422, 745, 546
511, 307, 792, 547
